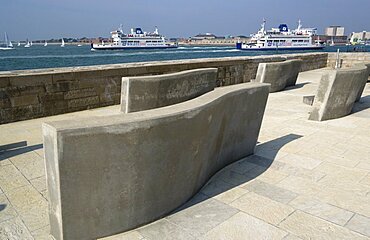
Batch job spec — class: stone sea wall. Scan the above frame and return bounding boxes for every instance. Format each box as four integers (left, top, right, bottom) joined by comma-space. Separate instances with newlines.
0, 52, 327, 124
327, 52, 370, 68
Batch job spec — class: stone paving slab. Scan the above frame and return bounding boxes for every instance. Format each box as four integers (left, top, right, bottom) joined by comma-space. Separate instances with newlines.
0, 68, 370, 239
279, 210, 368, 240
346, 214, 370, 237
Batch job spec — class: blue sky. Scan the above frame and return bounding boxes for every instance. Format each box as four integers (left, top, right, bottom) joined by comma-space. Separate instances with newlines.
1, 0, 370, 40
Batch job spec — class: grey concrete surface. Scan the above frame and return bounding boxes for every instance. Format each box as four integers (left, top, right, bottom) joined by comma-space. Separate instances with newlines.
309, 66, 369, 121
120, 68, 217, 113
43, 82, 270, 240
303, 95, 315, 106
1, 68, 370, 240
255, 59, 303, 93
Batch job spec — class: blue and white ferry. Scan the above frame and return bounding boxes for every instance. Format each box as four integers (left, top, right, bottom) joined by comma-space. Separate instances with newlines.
237, 20, 324, 51
91, 26, 178, 50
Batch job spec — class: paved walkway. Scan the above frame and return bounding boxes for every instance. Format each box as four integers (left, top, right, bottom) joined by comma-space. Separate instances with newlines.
0, 69, 370, 240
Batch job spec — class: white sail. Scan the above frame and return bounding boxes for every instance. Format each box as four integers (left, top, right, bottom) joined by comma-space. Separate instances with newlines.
24, 39, 30, 48
61, 38, 65, 47
330, 37, 335, 46
44, 41, 48, 46
30, 41, 33, 46
0, 32, 14, 50
17, 42, 21, 46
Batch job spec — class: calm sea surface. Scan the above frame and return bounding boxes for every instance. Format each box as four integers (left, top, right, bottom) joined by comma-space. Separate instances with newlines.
0, 45, 368, 72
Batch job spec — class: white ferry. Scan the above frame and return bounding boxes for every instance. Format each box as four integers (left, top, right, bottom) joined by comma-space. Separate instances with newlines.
91, 26, 178, 50
237, 20, 324, 51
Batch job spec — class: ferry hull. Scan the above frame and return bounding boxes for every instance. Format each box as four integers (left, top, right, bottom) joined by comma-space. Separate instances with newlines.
236, 44, 324, 51
91, 44, 178, 51
0, 47, 14, 50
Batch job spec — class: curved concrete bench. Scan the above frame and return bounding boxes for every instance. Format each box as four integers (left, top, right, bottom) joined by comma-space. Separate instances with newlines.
309, 66, 368, 121
120, 68, 218, 113
255, 59, 303, 92
43, 82, 270, 240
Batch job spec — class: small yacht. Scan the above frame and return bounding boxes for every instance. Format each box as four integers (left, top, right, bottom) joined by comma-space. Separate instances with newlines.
61, 38, 65, 47
0, 32, 15, 50
330, 37, 335, 46
24, 40, 31, 48
44, 41, 48, 46
237, 19, 324, 51
17, 42, 21, 46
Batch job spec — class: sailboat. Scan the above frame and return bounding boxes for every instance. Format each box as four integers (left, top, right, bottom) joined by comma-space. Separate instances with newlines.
330, 37, 335, 46
61, 38, 65, 47
30, 41, 33, 46
0, 32, 15, 50
24, 39, 31, 48
17, 42, 21, 47
44, 41, 48, 46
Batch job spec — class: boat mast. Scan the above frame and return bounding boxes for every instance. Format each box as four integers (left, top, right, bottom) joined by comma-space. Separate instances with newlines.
297, 19, 302, 31
4, 32, 9, 46
260, 18, 266, 34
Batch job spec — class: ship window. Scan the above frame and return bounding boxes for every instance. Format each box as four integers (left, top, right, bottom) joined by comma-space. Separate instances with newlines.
298, 40, 304, 42
292, 40, 298, 42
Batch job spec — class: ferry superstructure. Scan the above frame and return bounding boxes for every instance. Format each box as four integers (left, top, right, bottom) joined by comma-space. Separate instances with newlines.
237, 20, 324, 51
91, 26, 178, 50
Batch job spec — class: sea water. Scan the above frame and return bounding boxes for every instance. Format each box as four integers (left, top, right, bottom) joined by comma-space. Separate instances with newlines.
0, 45, 368, 72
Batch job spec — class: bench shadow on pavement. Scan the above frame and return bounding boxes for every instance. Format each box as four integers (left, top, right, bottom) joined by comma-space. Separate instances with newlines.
284, 82, 310, 91
352, 95, 370, 114
171, 133, 302, 213
0, 141, 43, 161
0, 204, 6, 212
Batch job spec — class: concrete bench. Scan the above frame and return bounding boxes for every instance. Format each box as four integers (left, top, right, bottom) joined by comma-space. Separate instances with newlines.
120, 68, 217, 113
255, 59, 303, 92
309, 66, 368, 121
43, 82, 270, 240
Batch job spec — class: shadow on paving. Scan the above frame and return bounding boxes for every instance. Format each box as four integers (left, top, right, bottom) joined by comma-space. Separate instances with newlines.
0, 141, 43, 161
352, 95, 370, 114
0, 204, 6, 212
284, 82, 310, 91
171, 133, 302, 214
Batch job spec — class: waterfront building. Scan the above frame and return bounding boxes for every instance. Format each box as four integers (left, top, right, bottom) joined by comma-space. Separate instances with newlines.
325, 26, 345, 36
186, 33, 249, 46
350, 31, 370, 44
320, 25, 348, 45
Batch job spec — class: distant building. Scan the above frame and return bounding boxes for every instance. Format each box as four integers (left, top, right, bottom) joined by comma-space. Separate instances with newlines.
325, 26, 345, 37
350, 31, 370, 44
322, 26, 347, 45
191, 33, 217, 40
183, 33, 249, 46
